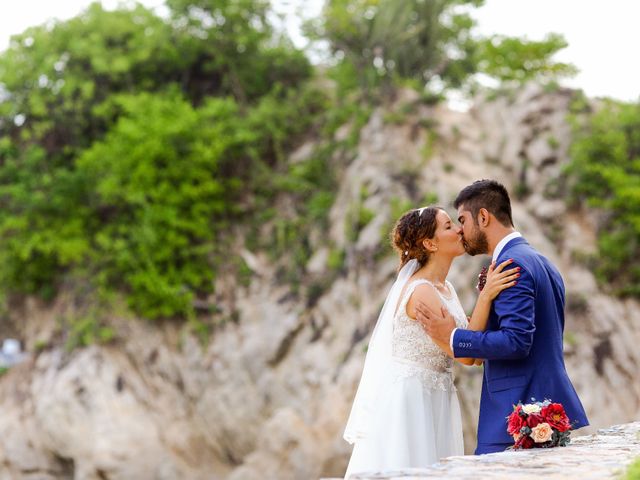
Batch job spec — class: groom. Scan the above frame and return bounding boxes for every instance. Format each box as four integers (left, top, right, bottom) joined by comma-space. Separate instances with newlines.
416, 179, 589, 454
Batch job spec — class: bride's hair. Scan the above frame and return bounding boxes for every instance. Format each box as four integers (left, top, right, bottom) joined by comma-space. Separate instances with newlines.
392, 206, 442, 269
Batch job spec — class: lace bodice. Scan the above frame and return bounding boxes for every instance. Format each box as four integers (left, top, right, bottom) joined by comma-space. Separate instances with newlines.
391, 279, 469, 391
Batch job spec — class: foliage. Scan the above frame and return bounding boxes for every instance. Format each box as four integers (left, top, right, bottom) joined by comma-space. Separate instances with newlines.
475, 34, 577, 84
0, 1, 311, 159
0, 3, 181, 161
327, 248, 346, 272
0, 1, 318, 320
64, 314, 116, 351
259, 139, 341, 289
307, 0, 574, 102
77, 92, 254, 317
0, 0, 588, 330
567, 99, 640, 296
625, 457, 640, 480
166, 0, 311, 102
307, 0, 484, 99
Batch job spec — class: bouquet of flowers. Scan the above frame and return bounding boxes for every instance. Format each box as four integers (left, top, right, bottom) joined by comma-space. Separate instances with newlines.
507, 399, 572, 449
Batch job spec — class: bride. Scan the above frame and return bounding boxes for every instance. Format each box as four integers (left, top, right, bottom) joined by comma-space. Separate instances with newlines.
343, 206, 519, 478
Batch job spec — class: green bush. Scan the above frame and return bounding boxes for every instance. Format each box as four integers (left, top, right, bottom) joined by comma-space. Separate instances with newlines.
65, 315, 115, 351
567, 99, 640, 297
0, 1, 321, 321
625, 457, 640, 480
77, 92, 251, 317
307, 0, 575, 103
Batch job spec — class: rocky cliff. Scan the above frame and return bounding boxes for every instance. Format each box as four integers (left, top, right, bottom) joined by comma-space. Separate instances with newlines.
1, 85, 639, 480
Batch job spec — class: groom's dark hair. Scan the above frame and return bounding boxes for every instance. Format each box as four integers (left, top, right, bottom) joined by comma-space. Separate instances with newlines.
454, 179, 514, 227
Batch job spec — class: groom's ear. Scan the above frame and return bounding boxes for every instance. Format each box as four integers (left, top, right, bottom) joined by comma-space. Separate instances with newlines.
478, 208, 490, 228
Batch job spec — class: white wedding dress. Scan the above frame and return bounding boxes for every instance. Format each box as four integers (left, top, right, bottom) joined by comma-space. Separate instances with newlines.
344, 279, 468, 479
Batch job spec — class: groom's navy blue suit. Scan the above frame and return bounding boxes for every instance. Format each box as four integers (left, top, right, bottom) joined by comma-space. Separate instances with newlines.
453, 237, 589, 454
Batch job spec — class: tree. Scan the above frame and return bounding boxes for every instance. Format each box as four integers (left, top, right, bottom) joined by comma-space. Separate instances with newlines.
75, 92, 253, 318
166, 0, 311, 103
475, 34, 577, 84
0, 3, 184, 161
568, 99, 640, 297
307, 0, 482, 98
0, 1, 319, 319
308, 0, 574, 101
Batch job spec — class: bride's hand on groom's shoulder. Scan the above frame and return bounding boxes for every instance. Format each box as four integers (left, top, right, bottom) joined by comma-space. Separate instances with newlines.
481, 259, 520, 301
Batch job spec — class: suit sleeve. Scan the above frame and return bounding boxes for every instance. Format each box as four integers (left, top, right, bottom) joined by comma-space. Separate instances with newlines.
452, 262, 535, 360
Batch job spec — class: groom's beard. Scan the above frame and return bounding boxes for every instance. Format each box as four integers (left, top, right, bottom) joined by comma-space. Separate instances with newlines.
463, 229, 489, 256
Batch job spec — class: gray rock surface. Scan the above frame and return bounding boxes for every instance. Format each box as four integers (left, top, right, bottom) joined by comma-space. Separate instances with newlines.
342, 421, 640, 479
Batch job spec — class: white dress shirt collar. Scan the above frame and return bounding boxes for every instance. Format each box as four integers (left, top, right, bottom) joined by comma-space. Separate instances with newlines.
492, 232, 522, 262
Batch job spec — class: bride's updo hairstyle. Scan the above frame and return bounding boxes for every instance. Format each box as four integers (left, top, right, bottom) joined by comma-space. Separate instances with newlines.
392, 206, 442, 269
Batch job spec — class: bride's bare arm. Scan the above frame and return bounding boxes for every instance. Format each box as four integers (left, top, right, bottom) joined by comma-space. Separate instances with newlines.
410, 261, 520, 366
431, 335, 476, 366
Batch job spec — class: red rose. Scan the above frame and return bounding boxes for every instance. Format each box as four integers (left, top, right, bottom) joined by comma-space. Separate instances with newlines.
526, 413, 545, 428
507, 408, 526, 435
521, 435, 535, 449
541, 403, 571, 432
477, 266, 488, 292
514, 433, 535, 449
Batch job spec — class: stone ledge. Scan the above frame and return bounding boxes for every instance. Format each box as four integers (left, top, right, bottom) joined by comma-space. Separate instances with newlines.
329, 421, 640, 480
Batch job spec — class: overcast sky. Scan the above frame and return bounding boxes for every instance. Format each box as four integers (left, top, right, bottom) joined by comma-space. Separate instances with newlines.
1, 0, 638, 102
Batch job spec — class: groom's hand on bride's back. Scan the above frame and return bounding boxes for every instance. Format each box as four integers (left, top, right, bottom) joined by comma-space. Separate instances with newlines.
415, 301, 455, 345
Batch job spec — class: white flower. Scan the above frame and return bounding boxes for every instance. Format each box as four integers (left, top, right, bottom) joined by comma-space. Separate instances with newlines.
522, 403, 542, 414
